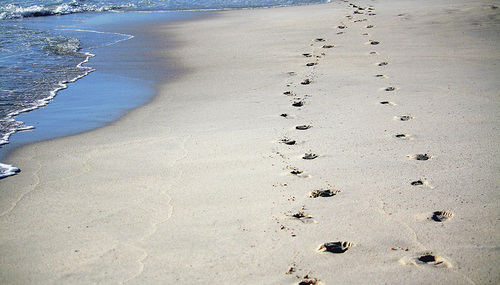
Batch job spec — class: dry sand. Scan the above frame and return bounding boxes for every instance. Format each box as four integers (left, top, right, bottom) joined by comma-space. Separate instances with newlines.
1, 0, 499, 284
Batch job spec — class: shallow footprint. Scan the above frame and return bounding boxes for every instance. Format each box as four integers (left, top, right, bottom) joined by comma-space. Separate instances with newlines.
301, 79, 312, 85
431, 211, 454, 222
395, 133, 411, 140
290, 168, 311, 178
285, 211, 317, 223
281, 138, 297, 145
394, 115, 413, 121
411, 179, 433, 188
302, 153, 318, 160
318, 241, 354, 254
296, 125, 313, 130
280, 113, 296, 119
298, 277, 324, 285
309, 189, 341, 198
380, 101, 396, 106
399, 252, 452, 268
377, 61, 389, 66
407, 153, 431, 161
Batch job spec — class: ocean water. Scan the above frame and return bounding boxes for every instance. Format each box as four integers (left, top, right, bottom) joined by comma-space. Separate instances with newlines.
0, 0, 330, 179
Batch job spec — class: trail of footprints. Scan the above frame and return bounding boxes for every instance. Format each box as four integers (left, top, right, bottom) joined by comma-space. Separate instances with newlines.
269, 2, 454, 283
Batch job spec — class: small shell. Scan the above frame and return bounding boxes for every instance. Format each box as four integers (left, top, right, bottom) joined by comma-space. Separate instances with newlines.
309, 189, 341, 198
318, 241, 354, 253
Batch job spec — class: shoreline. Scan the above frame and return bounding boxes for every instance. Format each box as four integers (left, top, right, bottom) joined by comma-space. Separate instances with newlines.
1, 0, 499, 284
0, 11, 202, 176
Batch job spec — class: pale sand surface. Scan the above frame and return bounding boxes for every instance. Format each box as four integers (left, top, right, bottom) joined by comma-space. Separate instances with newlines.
1, 0, 499, 284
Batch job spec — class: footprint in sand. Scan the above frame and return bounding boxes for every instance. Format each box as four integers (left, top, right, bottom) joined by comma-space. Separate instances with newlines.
378, 61, 389, 66
308, 189, 341, 198
399, 252, 452, 268
369, 40, 380, 45
285, 211, 317, 223
322, 45, 334, 49
406, 153, 431, 161
298, 277, 324, 285
306, 62, 318, 66
296, 125, 313, 130
301, 79, 312, 85
411, 179, 433, 188
303, 53, 313, 57
431, 211, 454, 222
292, 101, 305, 107
283, 91, 295, 96
395, 115, 413, 121
318, 241, 354, 254
281, 138, 297, 145
370, 52, 380, 55
385, 86, 397, 91
302, 153, 318, 160
337, 24, 347, 29
290, 168, 311, 178
366, 25, 374, 28
395, 133, 411, 139
380, 101, 396, 106
314, 38, 326, 42
280, 113, 297, 119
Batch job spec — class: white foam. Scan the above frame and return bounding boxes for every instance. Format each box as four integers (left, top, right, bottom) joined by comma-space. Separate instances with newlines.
0, 162, 20, 179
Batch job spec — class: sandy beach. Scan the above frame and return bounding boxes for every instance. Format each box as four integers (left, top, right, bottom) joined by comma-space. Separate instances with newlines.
1, 0, 499, 284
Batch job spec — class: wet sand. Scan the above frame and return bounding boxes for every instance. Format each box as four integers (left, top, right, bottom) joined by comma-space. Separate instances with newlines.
1, 0, 499, 284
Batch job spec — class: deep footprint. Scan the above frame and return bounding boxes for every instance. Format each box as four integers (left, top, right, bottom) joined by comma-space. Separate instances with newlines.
318, 241, 354, 254
411, 180, 424, 186
400, 252, 452, 268
292, 101, 305, 107
432, 211, 454, 222
378, 61, 389, 66
301, 79, 312, 85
